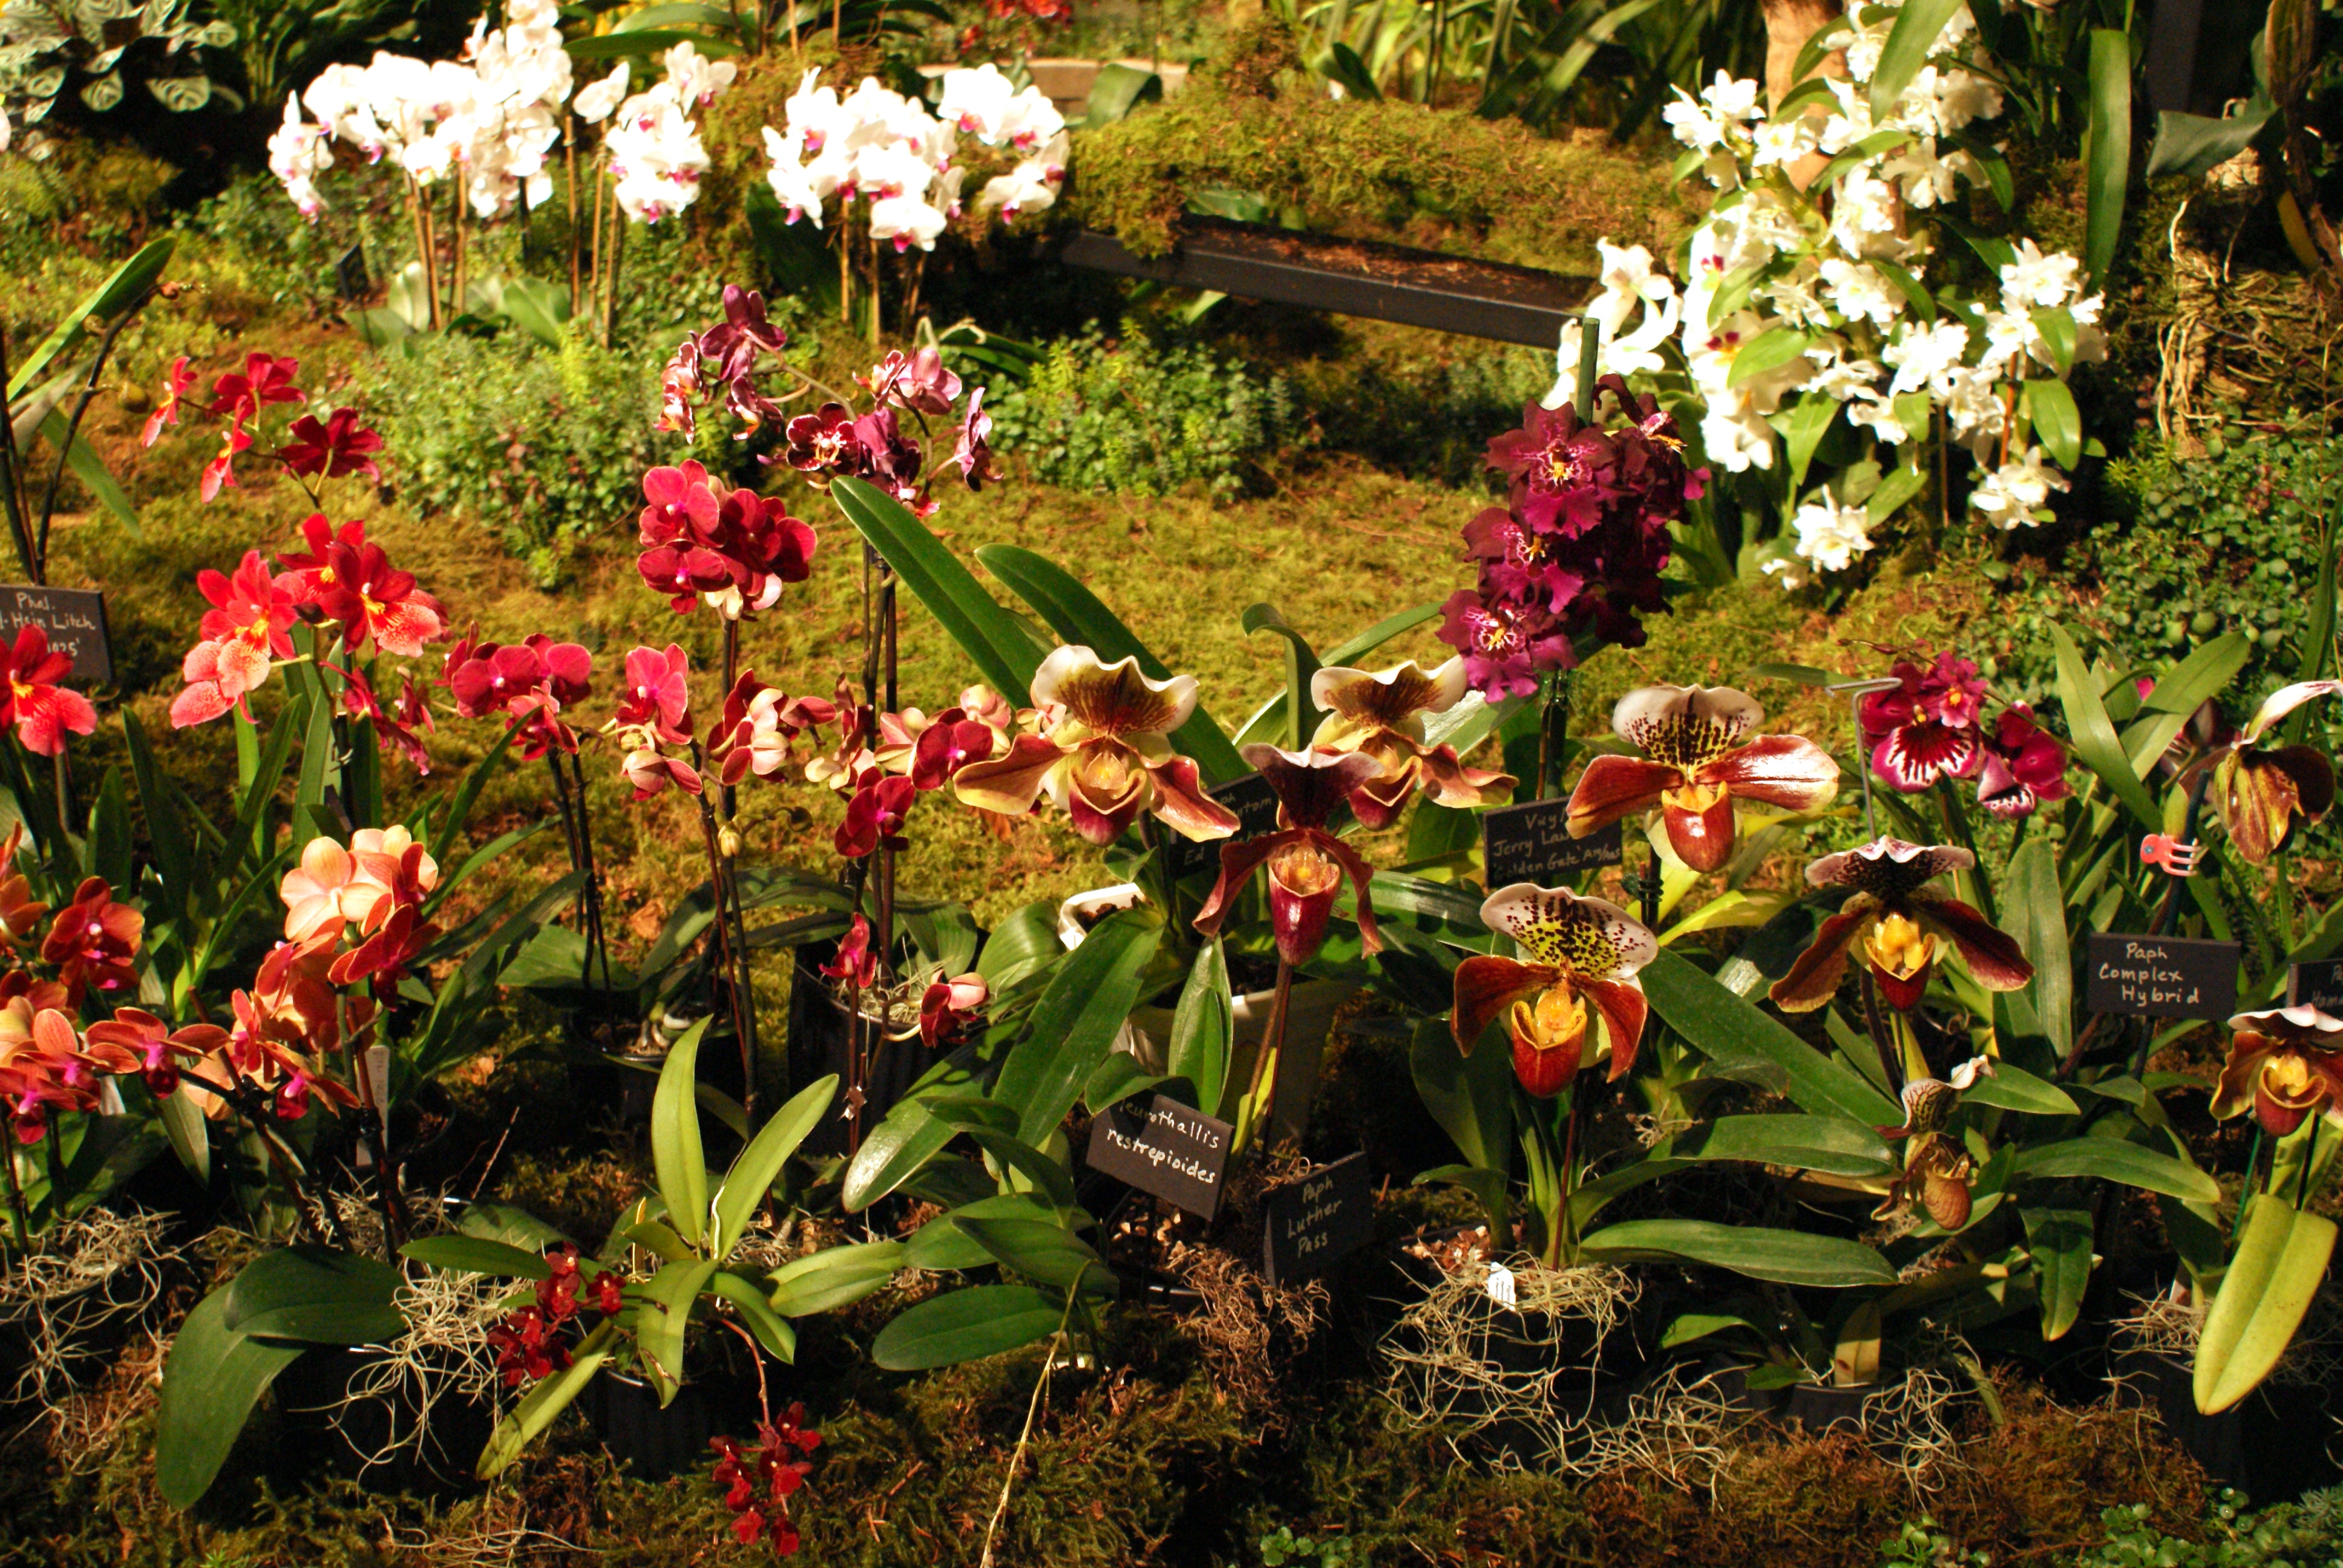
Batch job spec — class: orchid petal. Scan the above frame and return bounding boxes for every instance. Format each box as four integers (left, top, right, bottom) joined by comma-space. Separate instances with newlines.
1909, 890, 2033, 992
1565, 754, 1681, 838
1450, 954, 1559, 1054
1767, 899, 1878, 1013
1699, 733, 1840, 813
1032, 647, 1196, 738
1580, 976, 1650, 1080
1479, 882, 1656, 980
1610, 684, 1760, 769
951, 733, 1064, 817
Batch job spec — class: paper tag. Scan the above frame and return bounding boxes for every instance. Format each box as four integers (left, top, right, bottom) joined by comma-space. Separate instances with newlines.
1260, 1150, 1372, 1287
2288, 959, 2343, 1013
1486, 1263, 1516, 1309
0, 586, 111, 684
1171, 773, 1282, 878
1081, 1093, 1234, 1220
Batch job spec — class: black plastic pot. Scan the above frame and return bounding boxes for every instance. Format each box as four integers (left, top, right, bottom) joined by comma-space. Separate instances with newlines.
584, 1364, 760, 1481
271, 1344, 491, 1492
1781, 1381, 1869, 1434
2115, 1348, 2341, 1502
787, 942, 932, 1160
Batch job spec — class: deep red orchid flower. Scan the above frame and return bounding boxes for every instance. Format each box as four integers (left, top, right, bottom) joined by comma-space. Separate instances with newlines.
821, 913, 879, 989
1567, 685, 1840, 873
318, 538, 446, 656
1450, 883, 1657, 1098
206, 352, 306, 425
617, 644, 692, 743
1768, 838, 2032, 1014
0, 626, 97, 757
835, 767, 916, 858
709, 673, 833, 785
783, 403, 856, 474
710, 1403, 821, 1554
919, 971, 986, 1049
1861, 653, 1990, 791
1974, 702, 2071, 819
278, 514, 370, 603
142, 356, 197, 448
1193, 744, 1386, 968
278, 407, 384, 483
41, 877, 142, 1005
1437, 591, 1575, 702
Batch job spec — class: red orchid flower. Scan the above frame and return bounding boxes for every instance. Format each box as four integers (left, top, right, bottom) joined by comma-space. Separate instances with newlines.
953, 647, 1241, 846
1768, 838, 2033, 1014
710, 1403, 821, 1553
1860, 653, 1990, 791
1193, 745, 1386, 968
0, 626, 97, 757
919, 971, 988, 1049
1566, 684, 1840, 873
821, 914, 879, 988
2212, 1005, 2343, 1136
835, 767, 916, 858
1450, 883, 1657, 1098
318, 538, 446, 656
337, 664, 434, 772
1974, 702, 2071, 819
142, 356, 197, 448
41, 877, 142, 1005
206, 351, 305, 425
620, 742, 701, 800
83, 1007, 229, 1097
200, 423, 254, 502
171, 549, 299, 727
710, 673, 833, 785
278, 514, 370, 603
278, 407, 384, 483
616, 644, 693, 743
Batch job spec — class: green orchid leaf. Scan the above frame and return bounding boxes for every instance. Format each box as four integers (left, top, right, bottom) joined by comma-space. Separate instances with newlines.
2023, 1205, 2096, 1341
1167, 937, 1233, 1118
1581, 1219, 1898, 1287
2195, 1195, 2339, 1414
766, 1240, 907, 1316
710, 1074, 837, 1259
832, 477, 1043, 704
1641, 948, 1900, 1125
476, 1319, 615, 1477
952, 1216, 1116, 1295
156, 1288, 303, 1508
1668, 1114, 1895, 1178
991, 907, 1159, 1147
221, 1246, 404, 1344
2011, 1137, 2219, 1203
2083, 28, 2132, 283
871, 1284, 1065, 1370
399, 1236, 554, 1280
649, 1018, 712, 1249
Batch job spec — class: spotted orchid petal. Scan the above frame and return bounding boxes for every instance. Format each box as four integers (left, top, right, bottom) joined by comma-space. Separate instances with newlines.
2214, 745, 2335, 864
1610, 684, 1761, 771
1308, 658, 1469, 749
1031, 646, 1197, 741
1480, 883, 1657, 982
1803, 837, 1973, 893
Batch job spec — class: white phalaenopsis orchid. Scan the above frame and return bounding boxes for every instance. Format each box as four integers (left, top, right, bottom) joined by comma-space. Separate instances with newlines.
1557, 0, 2102, 586
760, 67, 1070, 252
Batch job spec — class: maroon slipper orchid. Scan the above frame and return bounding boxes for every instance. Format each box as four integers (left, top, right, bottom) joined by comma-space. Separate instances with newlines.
2202, 679, 2343, 863
952, 647, 1240, 846
1860, 653, 1990, 791
1306, 657, 1516, 828
1768, 838, 2033, 1014
1566, 685, 1839, 873
1449, 883, 1657, 1098
1191, 744, 1385, 967
2212, 1005, 2343, 1136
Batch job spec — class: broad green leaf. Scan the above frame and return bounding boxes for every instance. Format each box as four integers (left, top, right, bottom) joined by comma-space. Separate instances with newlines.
952, 1217, 1116, 1295
2002, 837, 2074, 1065
991, 908, 1159, 1147
1726, 326, 1811, 390
459, 1200, 572, 1251
613, 2, 742, 32
156, 1289, 302, 1508
871, 1284, 1064, 1370
400, 1236, 553, 1279
2195, 1197, 2338, 1413
974, 544, 1247, 785
1640, 948, 1900, 1125
767, 1240, 906, 1316
2028, 379, 2083, 471
2023, 1206, 2095, 1341
1080, 62, 1162, 127
1168, 938, 1233, 1118
41, 410, 138, 531
710, 1074, 837, 1259
1581, 1219, 1897, 1287
2146, 103, 2276, 180
1781, 394, 1838, 495
1081, 1052, 1184, 1117
1867, 0, 1963, 120
1407, 1014, 1514, 1171
1864, 463, 1928, 528
832, 477, 1041, 705
958, 1126, 1081, 1215
650, 1018, 712, 1249
634, 1258, 718, 1397
1961, 1061, 2077, 1117
159, 1080, 209, 1186
222, 1247, 404, 1344
477, 1319, 614, 1477
841, 1094, 952, 1212
976, 900, 1060, 991
1669, 1114, 1895, 1178
8, 236, 174, 399
2083, 28, 2132, 283
708, 1271, 797, 1362
2013, 1137, 2219, 1203
2050, 622, 2161, 832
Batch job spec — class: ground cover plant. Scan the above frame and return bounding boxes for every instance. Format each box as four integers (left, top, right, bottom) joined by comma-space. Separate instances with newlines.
3, 0, 2343, 1563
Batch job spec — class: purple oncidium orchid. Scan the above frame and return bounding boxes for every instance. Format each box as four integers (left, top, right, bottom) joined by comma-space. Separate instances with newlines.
2191, 680, 2343, 863
1872, 1057, 1991, 1229
2212, 1005, 2343, 1137
1449, 883, 1657, 1100
1565, 685, 1840, 874
952, 647, 1240, 846
1768, 839, 2033, 1014
1860, 653, 1991, 791
1191, 745, 1386, 968
1305, 657, 1516, 829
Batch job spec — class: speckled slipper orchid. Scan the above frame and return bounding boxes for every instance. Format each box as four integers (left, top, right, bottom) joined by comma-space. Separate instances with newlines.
2212, 1005, 2343, 1136
1193, 744, 1385, 967
1450, 883, 1657, 1098
1878, 1056, 1993, 1138
951, 647, 1240, 846
1860, 653, 1990, 792
1565, 685, 1839, 873
1874, 1131, 1975, 1230
2204, 680, 2343, 863
1768, 838, 2032, 1014
1306, 657, 1516, 829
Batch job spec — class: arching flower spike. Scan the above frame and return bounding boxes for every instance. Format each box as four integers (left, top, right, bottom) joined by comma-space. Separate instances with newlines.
1567, 685, 1839, 872
2212, 1005, 2343, 1136
1450, 883, 1657, 1097
1192, 745, 1385, 967
952, 647, 1239, 846
1769, 838, 2031, 1013
1306, 657, 1515, 828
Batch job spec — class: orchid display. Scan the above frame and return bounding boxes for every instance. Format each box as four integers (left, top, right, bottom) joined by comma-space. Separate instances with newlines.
1562, 1, 2105, 586
1450, 883, 1656, 1099
2212, 1007, 2343, 1137
1306, 658, 1516, 826
1564, 684, 1838, 872
1769, 838, 2032, 1014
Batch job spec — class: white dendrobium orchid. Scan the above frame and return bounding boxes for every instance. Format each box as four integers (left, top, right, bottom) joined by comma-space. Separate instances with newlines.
1968, 448, 2069, 531
1789, 491, 1875, 575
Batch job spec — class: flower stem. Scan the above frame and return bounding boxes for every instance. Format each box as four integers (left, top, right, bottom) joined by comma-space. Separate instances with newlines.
693, 775, 759, 1120
1235, 957, 1295, 1156
1932, 777, 1994, 929
1536, 668, 1574, 801
1860, 970, 1903, 1098
1, 1140, 30, 1252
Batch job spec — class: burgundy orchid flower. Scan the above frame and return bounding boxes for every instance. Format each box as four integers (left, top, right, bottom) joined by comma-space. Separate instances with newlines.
821, 914, 879, 988
919, 971, 987, 1049
278, 408, 385, 483
2212, 1005, 2343, 1135
835, 767, 916, 858
862, 347, 962, 416
954, 387, 996, 490
783, 403, 856, 474
1437, 592, 1575, 703
2201, 679, 2343, 863
1449, 883, 1656, 1099
1192, 745, 1384, 968
1567, 685, 1840, 873
710, 1404, 821, 1553
1768, 838, 2033, 1014
710, 673, 834, 785
1973, 702, 2071, 819
1860, 653, 1990, 791
41, 877, 142, 1005
0, 627, 96, 756
616, 644, 693, 743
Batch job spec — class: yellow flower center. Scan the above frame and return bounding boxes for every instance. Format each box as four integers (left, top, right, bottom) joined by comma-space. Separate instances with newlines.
1661, 779, 1726, 813
1509, 982, 1588, 1056
2264, 1051, 2313, 1099
1268, 841, 1340, 897
1864, 912, 1936, 981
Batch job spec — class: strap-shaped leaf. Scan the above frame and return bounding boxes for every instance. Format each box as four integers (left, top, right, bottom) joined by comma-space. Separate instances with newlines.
1581, 1219, 1898, 1286
2195, 1196, 2339, 1413
1867, 0, 1964, 120
1960, 1060, 2077, 1117
2002, 837, 2074, 1065
710, 1073, 837, 1259
2011, 1137, 2219, 1203
1668, 1114, 1895, 1178
156, 1287, 303, 1508
650, 1019, 712, 1250
767, 1240, 907, 1316
1407, 1015, 1514, 1172
2023, 1206, 2095, 1342
991, 907, 1160, 1146
1167, 938, 1233, 1119
634, 1259, 718, 1399
831, 476, 1041, 705
2049, 622, 2161, 832
8, 236, 174, 399
871, 1283, 1065, 1370
1640, 947, 1901, 1125
2083, 27, 2132, 283
476, 1319, 615, 1478
709, 1270, 797, 1362
1241, 601, 1322, 753
976, 543, 1247, 784
400, 1236, 553, 1279
952, 1217, 1116, 1295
